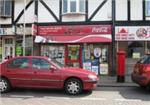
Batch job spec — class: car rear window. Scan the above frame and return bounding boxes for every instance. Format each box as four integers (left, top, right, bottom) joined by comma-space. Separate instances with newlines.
7, 58, 29, 68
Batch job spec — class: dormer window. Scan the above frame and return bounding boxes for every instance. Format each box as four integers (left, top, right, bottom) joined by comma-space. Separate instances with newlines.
62, 0, 85, 15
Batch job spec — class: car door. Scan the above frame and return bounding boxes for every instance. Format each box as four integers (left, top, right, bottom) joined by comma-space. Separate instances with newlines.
4, 57, 34, 87
31, 58, 61, 88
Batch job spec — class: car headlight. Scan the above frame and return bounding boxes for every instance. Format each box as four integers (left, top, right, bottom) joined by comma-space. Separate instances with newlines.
88, 74, 97, 80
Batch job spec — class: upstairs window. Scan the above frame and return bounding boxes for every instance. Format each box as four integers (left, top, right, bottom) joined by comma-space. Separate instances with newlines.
62, 0, 85, 14
0, 0, 12, 17
146, 1, 150, 16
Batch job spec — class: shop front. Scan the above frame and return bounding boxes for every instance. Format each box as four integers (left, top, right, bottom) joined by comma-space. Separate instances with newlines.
0, 26, 33, 62
35, 25, 112, 75
0, 37, 2, 62
115, 26, 150, 75
0, 28, 16, 61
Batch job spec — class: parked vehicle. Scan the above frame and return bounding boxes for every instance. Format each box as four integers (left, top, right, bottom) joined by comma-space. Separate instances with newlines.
131, 54, 150, 90
0, 56, 98, 95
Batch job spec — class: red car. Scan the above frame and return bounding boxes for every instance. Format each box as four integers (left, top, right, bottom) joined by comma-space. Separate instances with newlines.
0, 56, 98, 95
131, 54, 150, 90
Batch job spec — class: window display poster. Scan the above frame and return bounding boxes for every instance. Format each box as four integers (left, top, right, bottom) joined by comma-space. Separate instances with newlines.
94, 48, 101, 58
100, 63, 108, 75
68, 45, 80, 60
101, 48, 107, 62
92, 66, 99, 75
16, 46, 22, 56
41, 45, 65, 64
84, 50, 90, 60
132, 52, 140, 59
83, 62, 92, 71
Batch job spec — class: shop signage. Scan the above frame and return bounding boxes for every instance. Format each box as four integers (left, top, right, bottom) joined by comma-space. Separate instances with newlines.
32, 24, 37, 35
37, 25, 111, 36
115, 26, 150, 41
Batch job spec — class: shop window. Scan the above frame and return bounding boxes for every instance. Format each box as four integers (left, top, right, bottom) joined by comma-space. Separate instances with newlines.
128, 42, 144, 58
146, 1, 150, 17
0, 38, 1, 62
147, 41, 150, 54
83, 44, 109, 75
25, 37, 33, 56
41, 45, 65, 65
0, 0, 12, 17
62, 0, 85, 14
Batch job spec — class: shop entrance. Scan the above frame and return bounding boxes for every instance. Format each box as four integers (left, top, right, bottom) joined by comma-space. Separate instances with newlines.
65, 44, 82, 68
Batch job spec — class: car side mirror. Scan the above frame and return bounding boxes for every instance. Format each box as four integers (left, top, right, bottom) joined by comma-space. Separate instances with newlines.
50, 65, 56, 71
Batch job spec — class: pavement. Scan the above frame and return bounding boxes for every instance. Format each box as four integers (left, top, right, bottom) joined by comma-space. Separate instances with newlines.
97, 75, 138, 87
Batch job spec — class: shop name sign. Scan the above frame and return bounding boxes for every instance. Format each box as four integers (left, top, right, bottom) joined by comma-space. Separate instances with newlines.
37, 25, 111, 36
115, 26, 150, 41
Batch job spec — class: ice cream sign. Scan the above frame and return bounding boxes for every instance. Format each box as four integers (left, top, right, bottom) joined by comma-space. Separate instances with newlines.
115, 26, 150, 41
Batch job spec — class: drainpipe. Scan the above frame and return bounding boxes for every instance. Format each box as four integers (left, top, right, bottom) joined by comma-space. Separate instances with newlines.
23, 0, 26, 56
111, 0, 116, 76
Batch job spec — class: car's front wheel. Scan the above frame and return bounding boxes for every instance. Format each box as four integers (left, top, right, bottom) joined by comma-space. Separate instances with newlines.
0, 78, 11, 93
65, 78, 83, 95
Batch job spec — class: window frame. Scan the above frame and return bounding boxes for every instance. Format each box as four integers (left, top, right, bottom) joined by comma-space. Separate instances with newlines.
7, 58, 29, 69
32, 58, 51, 70
0, 0, 12, 17
62, 0, 85, 15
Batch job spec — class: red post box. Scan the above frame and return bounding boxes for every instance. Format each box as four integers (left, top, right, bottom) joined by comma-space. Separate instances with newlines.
117, 51, 126, 82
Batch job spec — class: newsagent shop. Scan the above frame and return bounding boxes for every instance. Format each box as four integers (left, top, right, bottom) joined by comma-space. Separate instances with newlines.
34, 25, 112, 75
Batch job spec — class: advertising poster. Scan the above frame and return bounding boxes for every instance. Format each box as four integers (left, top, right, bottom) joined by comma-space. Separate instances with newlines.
83, 62, 92, 71
16, 46, 22, 56
94, 48, 101, 58
100, 63, 108, 75
84, 50, 90, 60
92, 66, 99, 75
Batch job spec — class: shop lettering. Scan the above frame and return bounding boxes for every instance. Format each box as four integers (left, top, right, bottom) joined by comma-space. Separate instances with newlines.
128, 37, 135, 40
92, 27, 108, 33
65, 28, 81, 35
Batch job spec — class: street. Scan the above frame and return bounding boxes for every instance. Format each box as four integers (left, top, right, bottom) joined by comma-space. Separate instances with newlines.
0, 86, 150, 105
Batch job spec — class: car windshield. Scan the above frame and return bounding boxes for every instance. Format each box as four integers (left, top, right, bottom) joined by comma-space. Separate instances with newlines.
48, 58, 64, 68
137, 55, 149, 64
